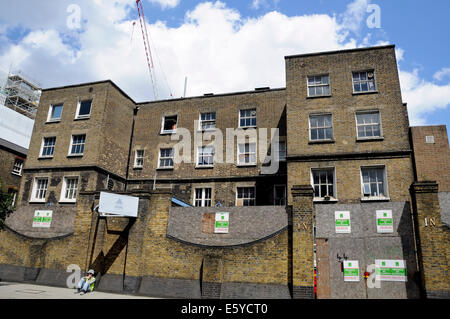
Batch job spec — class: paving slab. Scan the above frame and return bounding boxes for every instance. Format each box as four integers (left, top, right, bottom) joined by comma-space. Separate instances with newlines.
0, 281, 156, 299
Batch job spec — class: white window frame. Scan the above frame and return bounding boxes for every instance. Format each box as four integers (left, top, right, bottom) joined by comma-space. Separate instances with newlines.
194, 187, 212, 207
360, 165, 389, 200
75, 100, 92, 119
355, 110, 383, 139
134, 150, 145, 168
238, 108, 257, 128
273, 185, 287, 206
235, 186, 256, 206
237, 142, 257, 166
161, 115, 178, 134
158, 148, 174, 169
198, 112, 216, 131
196, 145, 215, 167
12, 158, 24, 176
59, 176, 79, 203
310, 167, 337, 201
47, 103, 63, 122
307, 74, 331, 97
30, 177, 49, 203
352, 70, 377, 93
309, 114, 334, 142
68, 134, 86, 156
40, 136, 56, 158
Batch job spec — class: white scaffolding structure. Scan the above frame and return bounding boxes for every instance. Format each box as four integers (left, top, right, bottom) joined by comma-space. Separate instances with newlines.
0, 69, 41, 119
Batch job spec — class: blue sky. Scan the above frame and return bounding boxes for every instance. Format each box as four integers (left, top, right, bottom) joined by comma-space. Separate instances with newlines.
0, 0, 449, 131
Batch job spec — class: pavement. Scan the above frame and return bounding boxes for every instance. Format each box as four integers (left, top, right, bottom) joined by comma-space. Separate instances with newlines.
0, 281, 155, 299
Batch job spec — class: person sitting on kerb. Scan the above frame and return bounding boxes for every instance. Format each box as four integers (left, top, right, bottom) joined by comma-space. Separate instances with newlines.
76, 269, 96, 295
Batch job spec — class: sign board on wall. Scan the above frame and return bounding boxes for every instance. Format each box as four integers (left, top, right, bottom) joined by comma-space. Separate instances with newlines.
98, 192, 139, 217
335, 211, 351, 233
32, 210, 52, 228
376, 210, 393, 233
214, 212, 229, 233
343, 260, 360, 282
375, 260, 407, 282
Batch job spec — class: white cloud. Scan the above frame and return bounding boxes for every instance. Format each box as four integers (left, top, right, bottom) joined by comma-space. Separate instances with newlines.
339, 0, 370, 33
433, 67, 450, 81
399, 68, 450, 125
148, 0, 181, 9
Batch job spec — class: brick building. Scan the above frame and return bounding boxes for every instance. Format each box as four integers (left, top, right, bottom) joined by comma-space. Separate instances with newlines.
0, 44, 448, 299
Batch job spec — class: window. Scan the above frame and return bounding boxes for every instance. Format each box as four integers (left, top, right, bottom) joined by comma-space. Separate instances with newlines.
8, 188, 17, 207
158, 148, 174, 168
307, 75, 330, 97
199, 112, 216, 131
194, 188, 212, 207
278, 140, 286, 161
352, 70, 376, 93
47, 104, 63, 122
239, 109, 257, 128
76, 100, 92, 118
356, 111, 382, 139
236, 187, 256, 206
238, 143, 257, 166
60, 177, 79, 202
274, 185, 286, 206
197, 146, 214, 167
31, 178, 48, 202
41, 137, 56, 158
361, 167, 387, 198
310, 114, 333, 141
134, 150, 144, 168
161, 115, 178, 134
69, 134, 86, 156
12, 158, 24, 175
311, 169, 335, 200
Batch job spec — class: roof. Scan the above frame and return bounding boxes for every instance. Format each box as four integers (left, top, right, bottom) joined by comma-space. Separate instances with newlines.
0, 137, 28, 156
284, 44, 395, 60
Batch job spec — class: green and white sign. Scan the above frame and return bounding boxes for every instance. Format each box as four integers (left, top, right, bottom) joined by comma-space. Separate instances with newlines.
214, 212, 229, 234
376, 210, 393, 233
335, 211, 351, 233
375, 260, 407, 282
32, 210, 52, 228
343, 260, 360, 282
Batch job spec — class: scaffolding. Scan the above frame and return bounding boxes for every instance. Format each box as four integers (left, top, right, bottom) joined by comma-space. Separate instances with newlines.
0, 69, 41, 119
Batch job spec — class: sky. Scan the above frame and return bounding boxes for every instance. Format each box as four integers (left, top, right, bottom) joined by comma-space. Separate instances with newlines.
0, 0, 449, 129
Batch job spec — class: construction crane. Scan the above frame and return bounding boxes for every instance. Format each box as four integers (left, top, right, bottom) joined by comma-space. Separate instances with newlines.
136, 0, 160, 100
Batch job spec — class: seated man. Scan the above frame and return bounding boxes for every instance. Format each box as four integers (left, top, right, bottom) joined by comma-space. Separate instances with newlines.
76, 269, 96, 295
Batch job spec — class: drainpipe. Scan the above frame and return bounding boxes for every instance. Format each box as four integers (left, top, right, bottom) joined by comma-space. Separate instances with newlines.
125, 106, 140, 191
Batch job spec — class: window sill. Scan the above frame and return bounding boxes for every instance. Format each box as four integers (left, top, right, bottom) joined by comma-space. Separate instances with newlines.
133, 166, 143, 170
195, 165, 214, 169
38, 156, 54, 160
156, 167, 174, 170
313, 198, 338, 203
160, 131, 176, 135
306, 94, 332, 99
352, 90, 378, 96
356, 137, 384, 142
29, 200, 46, 204
45, 120, 61, 124
237, 164, 257, 167
74, 116, 91, 121
360, 197, 390, 202
11, 172, 22, 177
238, 126, 257, 130
198, 128, 217, 133
59, 200, 77, 204
67, 154, 84, 158
308, 139, 335, 145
